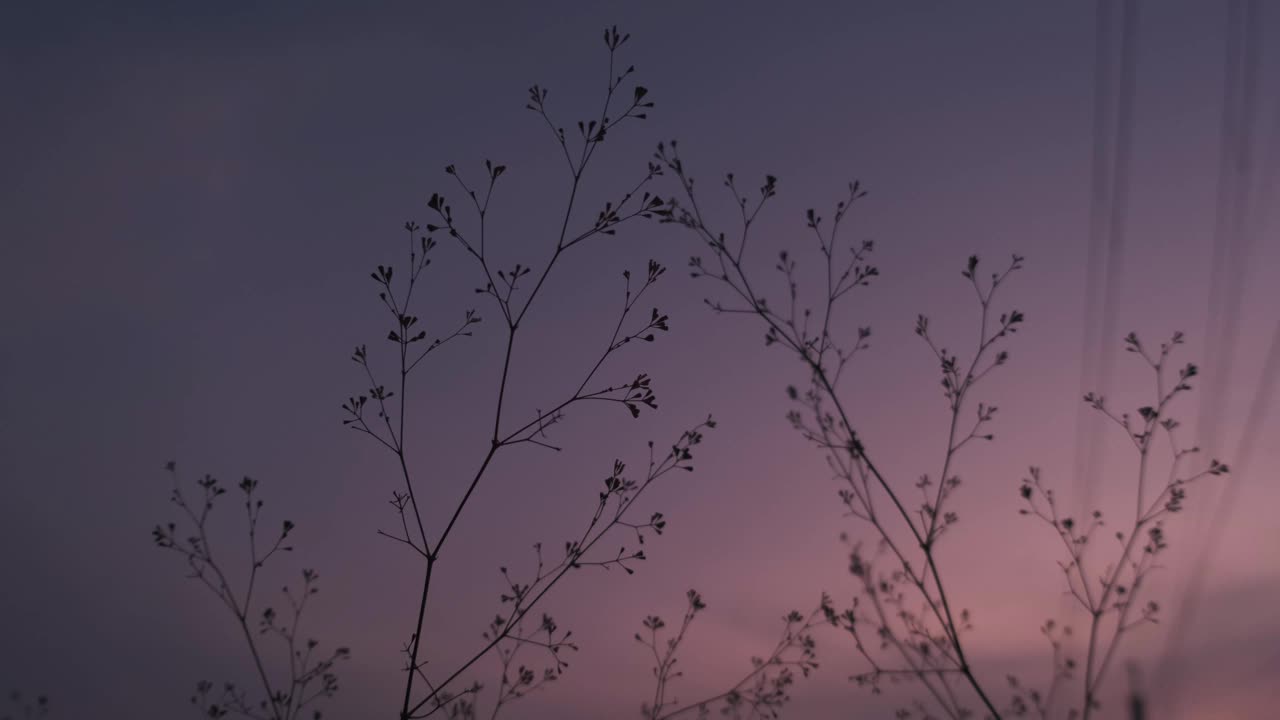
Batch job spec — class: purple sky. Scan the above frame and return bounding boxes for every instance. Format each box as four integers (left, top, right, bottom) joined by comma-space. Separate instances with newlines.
2, 2, 1277, 718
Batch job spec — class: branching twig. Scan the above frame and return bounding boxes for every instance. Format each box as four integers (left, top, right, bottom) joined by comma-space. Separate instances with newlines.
1016, 332, 1227, 718
337, 27, 705, 720
655, 142, 1017, 719
638, 590, 829, 720
153, 464, 350, 720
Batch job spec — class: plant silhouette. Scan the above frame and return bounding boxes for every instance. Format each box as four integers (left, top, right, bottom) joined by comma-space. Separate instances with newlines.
635, 589, 829, 719
153, 464, 350, 719
153, 26, 759, 720
653, 143, 1228, 719
138, 23, 1242, 720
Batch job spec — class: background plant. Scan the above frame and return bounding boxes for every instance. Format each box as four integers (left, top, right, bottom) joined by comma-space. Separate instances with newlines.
635, 589, 829, 720
653, 143, 1227, 720
2, 692, 48, 720
153, 464, 350, 719
1009, 332, 1227, 719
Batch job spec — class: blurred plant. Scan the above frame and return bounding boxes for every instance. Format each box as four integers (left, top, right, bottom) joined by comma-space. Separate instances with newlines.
654, 141, 1015, 718
153, 463, 349, 719
635, 590, 830, 720
1009, 332, 1227, 719
653, 143, 1225, 720
338, 26, 722, 720
2, 691, 48, 720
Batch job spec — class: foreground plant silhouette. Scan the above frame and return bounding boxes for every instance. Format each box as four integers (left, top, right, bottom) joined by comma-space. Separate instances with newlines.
152, 27, 838, 720
337, 27, 730, 720
654, 143, 1227, 719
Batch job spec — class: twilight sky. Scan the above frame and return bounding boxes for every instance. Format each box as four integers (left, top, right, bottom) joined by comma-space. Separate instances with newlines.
1, 2, 1277, 718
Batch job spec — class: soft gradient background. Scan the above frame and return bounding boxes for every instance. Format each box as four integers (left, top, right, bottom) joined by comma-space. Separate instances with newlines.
2, 2, 1277, 718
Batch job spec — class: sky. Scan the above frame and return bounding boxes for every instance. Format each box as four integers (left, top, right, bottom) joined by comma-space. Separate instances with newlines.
1, 1, 1278, 718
